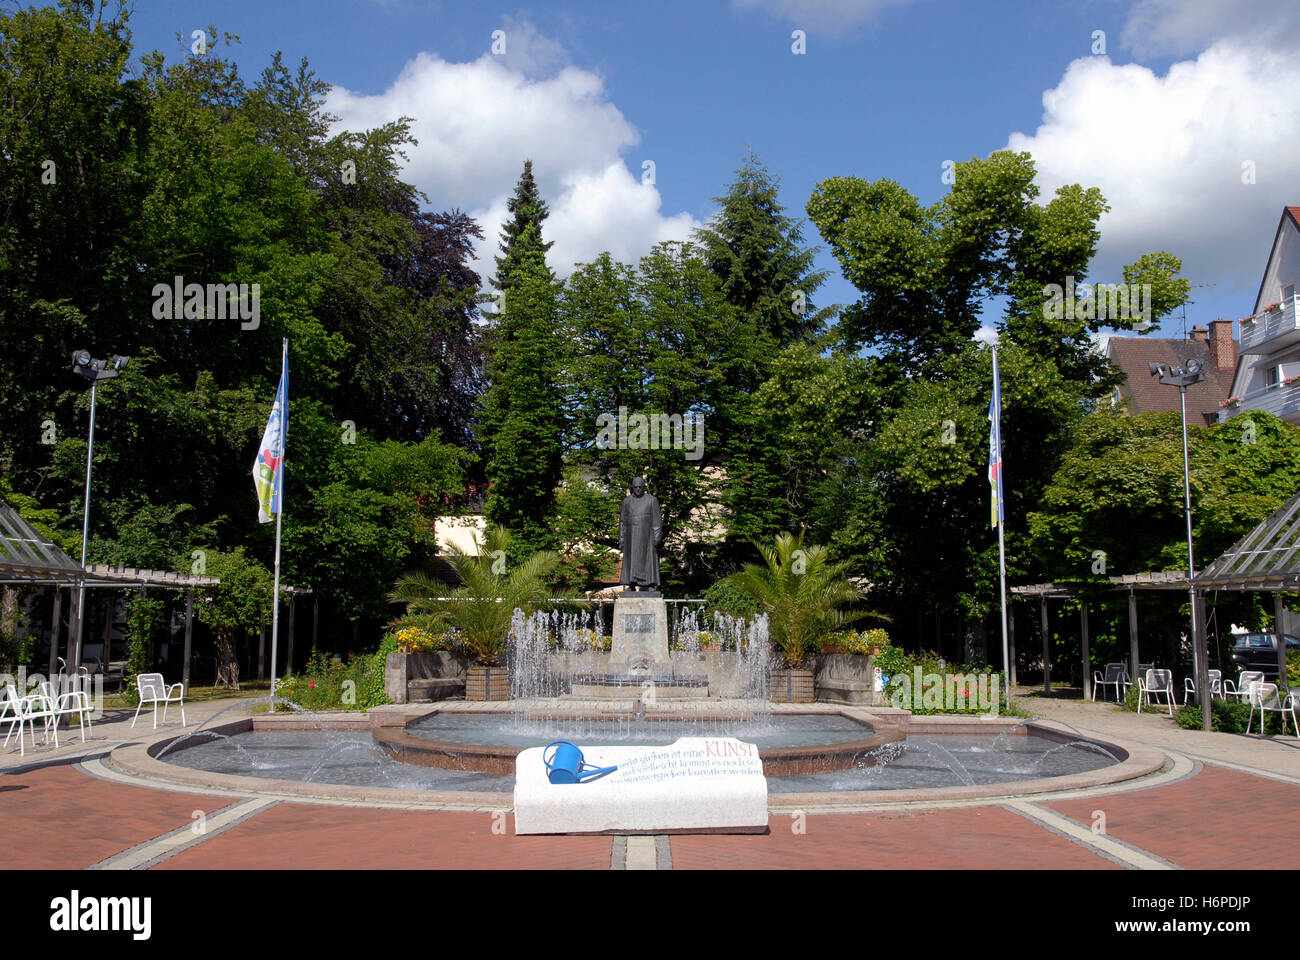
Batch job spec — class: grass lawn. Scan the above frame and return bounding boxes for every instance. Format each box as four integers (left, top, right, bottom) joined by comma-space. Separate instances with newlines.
102, 679, 271, 709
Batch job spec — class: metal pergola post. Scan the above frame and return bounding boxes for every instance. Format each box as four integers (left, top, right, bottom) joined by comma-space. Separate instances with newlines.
1080, 601, 1091, 701
1040, 597, 1051, 694
1276, 594, 1288, 690
182, 586, 194, 689
1128, 589, 1140, 688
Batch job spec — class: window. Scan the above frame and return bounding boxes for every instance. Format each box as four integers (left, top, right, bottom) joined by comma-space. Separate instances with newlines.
1284, 282, 1296, 303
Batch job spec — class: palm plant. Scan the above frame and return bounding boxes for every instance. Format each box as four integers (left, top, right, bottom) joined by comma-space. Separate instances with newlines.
388, 525, 562, 665
721, 530, 884, 669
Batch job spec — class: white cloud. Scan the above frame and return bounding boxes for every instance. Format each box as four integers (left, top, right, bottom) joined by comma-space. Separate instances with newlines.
1004, 43, 1300, 298
731, 0, 912, 32
1121, 0, 1300, 58
324, 29, 699, 284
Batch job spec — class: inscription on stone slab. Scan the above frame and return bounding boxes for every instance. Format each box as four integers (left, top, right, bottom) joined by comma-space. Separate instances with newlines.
623, 613, 655, 634
513, 737, 768, 835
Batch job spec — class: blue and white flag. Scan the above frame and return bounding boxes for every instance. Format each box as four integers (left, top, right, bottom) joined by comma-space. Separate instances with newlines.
253, 354, 288, 524
987, 348, 1004, 530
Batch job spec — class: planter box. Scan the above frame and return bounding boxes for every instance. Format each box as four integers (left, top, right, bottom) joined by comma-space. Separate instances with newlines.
466, 665, 510, 701
813, 653, 878, 706
385, 651, 474, 703
770, 668, 815, 703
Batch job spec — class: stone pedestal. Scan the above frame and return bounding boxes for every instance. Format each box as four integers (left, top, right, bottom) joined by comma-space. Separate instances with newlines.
610, 593, 669, 677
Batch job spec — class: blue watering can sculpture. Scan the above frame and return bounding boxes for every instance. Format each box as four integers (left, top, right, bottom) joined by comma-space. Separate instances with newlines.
543, 740, 618, 784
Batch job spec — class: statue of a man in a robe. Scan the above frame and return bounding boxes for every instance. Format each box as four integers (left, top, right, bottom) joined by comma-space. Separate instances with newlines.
619, 476, 662, 593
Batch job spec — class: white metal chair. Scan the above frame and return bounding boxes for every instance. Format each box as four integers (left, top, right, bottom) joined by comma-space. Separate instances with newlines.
1092, 662, 1128, 702
1183, 669, 1223, 705
1225, 670, 1265, 701
1, 684, 59, 756
1246, 681, 1298, 736
1137, 668, 1175, 715
131, 673, 185, 729
39, 680, 92, 742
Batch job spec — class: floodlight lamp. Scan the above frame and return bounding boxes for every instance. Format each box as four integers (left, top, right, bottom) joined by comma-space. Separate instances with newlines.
1148, 362, 1166, 377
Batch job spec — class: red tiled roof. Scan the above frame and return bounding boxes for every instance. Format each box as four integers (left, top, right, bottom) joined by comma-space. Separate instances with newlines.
1106, 336, 1236, 425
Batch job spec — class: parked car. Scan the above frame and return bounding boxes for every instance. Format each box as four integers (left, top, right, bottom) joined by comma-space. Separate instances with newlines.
1229, 633, 1300, 679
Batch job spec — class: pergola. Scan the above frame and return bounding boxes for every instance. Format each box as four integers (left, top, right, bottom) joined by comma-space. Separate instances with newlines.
0, 502, 224, 684
1011, 492, 1300, 700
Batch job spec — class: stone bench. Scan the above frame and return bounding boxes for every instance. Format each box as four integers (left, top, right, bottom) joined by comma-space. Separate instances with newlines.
406, 677, 464, 703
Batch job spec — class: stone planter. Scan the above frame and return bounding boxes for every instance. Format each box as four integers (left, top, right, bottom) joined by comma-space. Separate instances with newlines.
813, 653, 878, 705
769, 668, 815, 703
466, 665, 510, 701
385, 651, 472, 703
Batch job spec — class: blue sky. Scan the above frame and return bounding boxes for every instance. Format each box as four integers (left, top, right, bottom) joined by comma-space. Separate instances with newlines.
114, 0, 1300, 341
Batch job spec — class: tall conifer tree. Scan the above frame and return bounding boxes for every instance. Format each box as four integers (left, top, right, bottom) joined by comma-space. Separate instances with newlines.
480, 163, 564, 554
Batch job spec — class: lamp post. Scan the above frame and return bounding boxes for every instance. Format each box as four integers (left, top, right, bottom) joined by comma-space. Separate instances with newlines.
1148, 358, 1210, 731
69, 350, 129, 674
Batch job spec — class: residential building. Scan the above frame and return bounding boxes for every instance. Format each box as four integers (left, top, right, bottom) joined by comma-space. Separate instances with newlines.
1220, 206, 1300, 424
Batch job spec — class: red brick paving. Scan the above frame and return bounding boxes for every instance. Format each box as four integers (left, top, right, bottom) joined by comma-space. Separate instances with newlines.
1046, 765, 1300, 870
0, 762, 237, 868
7, 759, 1299, 869
154, 805, 612, 870
669, 808, 1120, 870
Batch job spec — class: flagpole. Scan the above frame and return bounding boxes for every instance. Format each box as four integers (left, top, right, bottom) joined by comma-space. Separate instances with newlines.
269, 338, 287, 708
993, 345, 1011, 713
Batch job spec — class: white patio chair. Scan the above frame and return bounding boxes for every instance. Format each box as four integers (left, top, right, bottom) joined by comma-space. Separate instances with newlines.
131, 673, 185, 729
1246, 681, 1298, 736
1225, 670, 1265, 701
1, 684, 58, 756
1092, 662, 1128, 702
39, 680, 92, 743
1137, 668, 1175, 715
1184, 669, 1223, 705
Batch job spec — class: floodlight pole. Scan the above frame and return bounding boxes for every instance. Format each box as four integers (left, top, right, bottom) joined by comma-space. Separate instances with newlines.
72, 379, 97, 674
1178, 386, 1210, 733
1149, 358, 1210, 731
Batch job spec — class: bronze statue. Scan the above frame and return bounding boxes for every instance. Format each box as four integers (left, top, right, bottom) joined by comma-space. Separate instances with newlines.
619, 477, 662, 593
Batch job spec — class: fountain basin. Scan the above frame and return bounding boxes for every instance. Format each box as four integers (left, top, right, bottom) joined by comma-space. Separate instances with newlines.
372, 711, 906, 776
111, 704, 1168, 811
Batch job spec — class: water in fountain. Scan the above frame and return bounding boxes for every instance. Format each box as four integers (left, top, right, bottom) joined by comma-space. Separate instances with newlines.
903, 738, 977, 786
497, 606, 775, 739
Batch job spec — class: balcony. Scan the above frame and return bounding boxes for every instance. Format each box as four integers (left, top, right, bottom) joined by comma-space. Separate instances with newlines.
1240, 295, 1300, 352
1218, 379, 1300, 424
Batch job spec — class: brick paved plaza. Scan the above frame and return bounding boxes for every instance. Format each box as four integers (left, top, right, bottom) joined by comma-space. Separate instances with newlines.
4, 691, 1298, 872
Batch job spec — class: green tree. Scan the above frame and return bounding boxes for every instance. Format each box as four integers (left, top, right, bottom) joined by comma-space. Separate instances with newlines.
1028, 409, 1300, 580
194, 548, 273, 689
694, 152, 833, 344
480, 226, 564, 556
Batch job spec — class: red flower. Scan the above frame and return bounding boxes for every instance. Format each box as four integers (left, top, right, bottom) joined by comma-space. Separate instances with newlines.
309, 682, 316, 688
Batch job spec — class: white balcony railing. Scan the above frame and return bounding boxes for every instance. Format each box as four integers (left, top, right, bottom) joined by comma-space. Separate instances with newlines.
1240, 295, 1300, 352
1218, 379, 1300, 423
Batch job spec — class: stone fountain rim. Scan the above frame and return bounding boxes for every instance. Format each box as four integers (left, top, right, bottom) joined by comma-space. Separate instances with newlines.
372, 712, 907, 777
106, 705, 1168, 810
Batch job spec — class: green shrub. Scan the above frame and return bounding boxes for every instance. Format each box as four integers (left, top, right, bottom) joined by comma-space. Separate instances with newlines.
1175, 698, 1254, 733
1121, 683, 1141, 712
874, 644, 910, 677
700, 579, 763, 621
273, 637, 395, 712
122, 595, 164, 706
